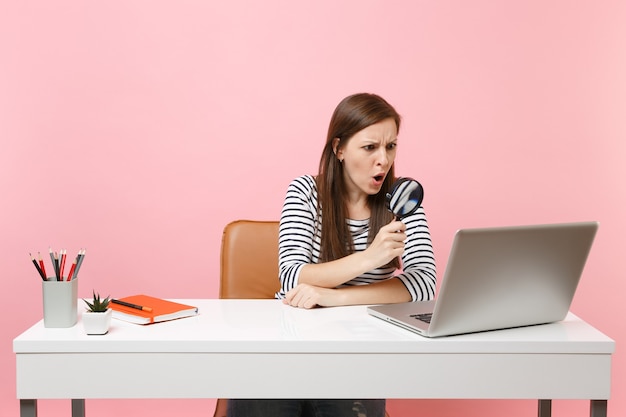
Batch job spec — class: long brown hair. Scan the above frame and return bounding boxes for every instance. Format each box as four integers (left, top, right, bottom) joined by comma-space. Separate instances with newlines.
316, 93, 401, 268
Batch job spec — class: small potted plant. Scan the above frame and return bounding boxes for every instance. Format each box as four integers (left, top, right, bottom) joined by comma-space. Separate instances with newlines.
82, 291, 112, 335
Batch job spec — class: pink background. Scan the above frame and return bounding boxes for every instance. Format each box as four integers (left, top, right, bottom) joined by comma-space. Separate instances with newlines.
2, 1, 624, 416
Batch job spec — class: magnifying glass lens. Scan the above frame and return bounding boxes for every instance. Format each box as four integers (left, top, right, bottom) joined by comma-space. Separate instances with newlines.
386, 178, 424, 220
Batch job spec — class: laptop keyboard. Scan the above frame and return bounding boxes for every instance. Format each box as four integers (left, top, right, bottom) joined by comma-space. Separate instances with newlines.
410, 313, 432, 324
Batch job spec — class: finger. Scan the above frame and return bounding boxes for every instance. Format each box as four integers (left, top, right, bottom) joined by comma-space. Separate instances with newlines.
385, 219, 406, 231
291, 288, 310, 307
389, 228, 406, 238
291, 287, 317, 309
287, 291, 301, 307
284, 286, 301, 304
300, 291, 317, 309
384, 232, 406, 244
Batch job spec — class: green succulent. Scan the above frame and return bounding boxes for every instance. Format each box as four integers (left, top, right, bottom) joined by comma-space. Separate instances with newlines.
83, 291, 111, 312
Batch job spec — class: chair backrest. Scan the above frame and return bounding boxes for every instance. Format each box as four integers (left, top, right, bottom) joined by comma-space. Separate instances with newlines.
219, 220, 280, 299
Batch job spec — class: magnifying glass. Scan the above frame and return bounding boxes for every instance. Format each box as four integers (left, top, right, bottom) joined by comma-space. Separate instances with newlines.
386, 177, 424, 220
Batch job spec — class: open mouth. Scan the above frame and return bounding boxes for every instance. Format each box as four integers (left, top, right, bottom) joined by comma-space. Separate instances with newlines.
373, 174, 385, 185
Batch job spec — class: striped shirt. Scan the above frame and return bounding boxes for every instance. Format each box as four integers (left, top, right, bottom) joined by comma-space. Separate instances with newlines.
276, 175, 437, 301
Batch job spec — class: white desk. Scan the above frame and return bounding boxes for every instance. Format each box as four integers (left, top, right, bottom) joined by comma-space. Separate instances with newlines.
14, 299, 614, 417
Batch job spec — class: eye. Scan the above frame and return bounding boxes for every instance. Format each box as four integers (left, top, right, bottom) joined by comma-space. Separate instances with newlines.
387, 142, 397, 150
363, 144, 376, 151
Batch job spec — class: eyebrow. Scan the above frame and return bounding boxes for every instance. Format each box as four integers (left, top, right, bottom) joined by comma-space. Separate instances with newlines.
360, 137, 398, 144
362, 139, 397, 147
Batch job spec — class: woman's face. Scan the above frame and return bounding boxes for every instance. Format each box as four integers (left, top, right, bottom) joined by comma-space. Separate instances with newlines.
334, 117, 398, 198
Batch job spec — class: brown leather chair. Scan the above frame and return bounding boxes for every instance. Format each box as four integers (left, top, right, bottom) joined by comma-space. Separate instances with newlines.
219, 220, 280, 299
213, 220, 280, 417
213, 219, 389, 417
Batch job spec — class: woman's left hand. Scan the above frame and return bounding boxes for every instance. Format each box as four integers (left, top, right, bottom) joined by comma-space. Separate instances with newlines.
283, 283, 338, 309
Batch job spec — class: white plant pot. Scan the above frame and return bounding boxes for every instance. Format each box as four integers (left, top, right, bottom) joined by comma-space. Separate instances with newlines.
82, 309, 112, 335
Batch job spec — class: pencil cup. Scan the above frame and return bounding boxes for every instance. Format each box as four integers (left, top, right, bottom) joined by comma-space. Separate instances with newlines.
42, 279, 78, 328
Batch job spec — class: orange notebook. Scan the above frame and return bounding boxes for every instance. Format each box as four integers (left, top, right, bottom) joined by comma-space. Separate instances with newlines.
110, 295, 199, 325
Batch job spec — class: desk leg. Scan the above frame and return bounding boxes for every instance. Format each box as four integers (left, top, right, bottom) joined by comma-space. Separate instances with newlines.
20, 399, 37, 417
71, 399, 85, 417
538, 399, 551, 417
591, 400, 607, 417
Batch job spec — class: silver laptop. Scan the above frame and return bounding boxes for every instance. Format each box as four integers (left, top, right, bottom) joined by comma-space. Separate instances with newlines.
368, 221, 598, 337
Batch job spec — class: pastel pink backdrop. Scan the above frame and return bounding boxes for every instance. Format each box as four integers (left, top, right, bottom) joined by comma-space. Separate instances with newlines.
1, 1, 624, 416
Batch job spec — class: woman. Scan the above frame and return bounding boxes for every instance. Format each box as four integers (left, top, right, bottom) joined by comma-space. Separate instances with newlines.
227, 93, 436, 417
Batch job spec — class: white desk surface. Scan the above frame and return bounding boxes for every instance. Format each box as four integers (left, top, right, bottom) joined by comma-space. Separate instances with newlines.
14, 299, 615, 400
14, 299, 613, 353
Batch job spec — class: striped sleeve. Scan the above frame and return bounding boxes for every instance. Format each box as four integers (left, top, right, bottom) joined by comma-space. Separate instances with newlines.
395, 208, 437, 301
277, 175, 319, 298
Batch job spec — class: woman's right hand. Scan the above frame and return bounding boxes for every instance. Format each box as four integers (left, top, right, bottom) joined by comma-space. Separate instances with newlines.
364, 219, 407, 269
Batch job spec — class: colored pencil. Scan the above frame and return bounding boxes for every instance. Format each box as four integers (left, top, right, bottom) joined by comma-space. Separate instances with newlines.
38, 252, 47, 279
49, 247, 56, 280
74, 249, 86, 278
30, 253, 46, 280
66, 259, 77, 281
53, 251, 60, 281
59, 249, 66, 280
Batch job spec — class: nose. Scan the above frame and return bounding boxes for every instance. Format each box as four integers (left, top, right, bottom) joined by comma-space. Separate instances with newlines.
376, 148, 389, 166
